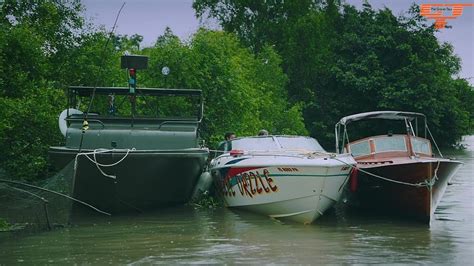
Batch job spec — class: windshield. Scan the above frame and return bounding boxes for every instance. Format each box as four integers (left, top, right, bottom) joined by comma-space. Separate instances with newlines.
349, 140, 371, 157
374, 136, 407, 153
69, 87, 202, 120
228, 136, 326, 152
411, 136, 431, 155
230, 137, 280, 151
277, 136, 325, 151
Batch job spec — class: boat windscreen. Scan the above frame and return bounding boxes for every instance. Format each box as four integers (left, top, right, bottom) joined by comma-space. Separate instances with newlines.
229, 136, 325, 152
70, 93, 201, 120
276, 137, 325, 152
349, 140, 371, 157
411, 137, 431, 155
230, 137, 280, 151
373, 136, 407, 152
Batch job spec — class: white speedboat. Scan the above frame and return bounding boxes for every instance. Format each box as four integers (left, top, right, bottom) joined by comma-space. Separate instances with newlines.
210, 135, 356, 224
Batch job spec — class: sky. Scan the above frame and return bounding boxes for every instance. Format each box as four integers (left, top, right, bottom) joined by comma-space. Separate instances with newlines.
82, 0, 474, 82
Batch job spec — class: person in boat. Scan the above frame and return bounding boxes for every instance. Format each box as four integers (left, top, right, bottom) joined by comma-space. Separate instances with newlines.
225, 132, 236, 141
258, 129, 269, 136
217, 132, 236, 152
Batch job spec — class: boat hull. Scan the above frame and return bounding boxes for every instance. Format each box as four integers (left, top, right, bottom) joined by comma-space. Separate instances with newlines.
351, 158, 462, 223
49, 147, 209, 214
211, 154, 354, 224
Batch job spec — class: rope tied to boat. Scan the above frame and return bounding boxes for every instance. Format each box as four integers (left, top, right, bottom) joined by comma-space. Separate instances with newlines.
330, 157, 440, 188
208, 149, 337, 159
210, 146, 441, 189
74, 148, 135, 179
421, 160, 441, 189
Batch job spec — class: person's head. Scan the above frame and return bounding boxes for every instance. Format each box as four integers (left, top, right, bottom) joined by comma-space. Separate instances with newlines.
224, 132, 236, 141
258, 129, 269, 136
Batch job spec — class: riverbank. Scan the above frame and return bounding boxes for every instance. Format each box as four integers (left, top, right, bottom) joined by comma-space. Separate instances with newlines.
0, 218, 11, 231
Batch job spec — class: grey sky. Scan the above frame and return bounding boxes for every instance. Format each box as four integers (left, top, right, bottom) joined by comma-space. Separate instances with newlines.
82, 0, 473, 81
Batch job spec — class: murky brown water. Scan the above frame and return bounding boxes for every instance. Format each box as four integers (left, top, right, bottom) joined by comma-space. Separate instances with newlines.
1, 136, 473, 264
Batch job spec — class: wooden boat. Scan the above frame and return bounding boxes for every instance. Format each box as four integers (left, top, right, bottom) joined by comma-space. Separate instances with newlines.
49, 56, 208, 214
335, 111, 462, 223
210, 135, 355, 224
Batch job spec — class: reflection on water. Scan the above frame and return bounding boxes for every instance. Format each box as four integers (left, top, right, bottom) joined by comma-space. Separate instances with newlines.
1, 136, 473, 264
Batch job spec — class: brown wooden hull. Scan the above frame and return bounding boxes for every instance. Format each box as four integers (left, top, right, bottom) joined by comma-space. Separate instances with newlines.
351, 159, 462, 223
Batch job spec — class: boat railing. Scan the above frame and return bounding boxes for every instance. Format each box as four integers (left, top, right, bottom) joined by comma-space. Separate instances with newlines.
66, 117, 105, 129
157, 120, 199, 130
67, 114, 198, 124
221, 150, 326, 159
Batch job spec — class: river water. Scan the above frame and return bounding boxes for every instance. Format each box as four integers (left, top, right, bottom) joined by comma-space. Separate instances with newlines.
1, 136, 473, 264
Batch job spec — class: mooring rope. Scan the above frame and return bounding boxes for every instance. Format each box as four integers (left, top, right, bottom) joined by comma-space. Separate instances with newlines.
330, 156, 440, 188
210, 149, 439, 188
208, 149, 336, 159
74, 148, 135, 179
422, 160, 441, 189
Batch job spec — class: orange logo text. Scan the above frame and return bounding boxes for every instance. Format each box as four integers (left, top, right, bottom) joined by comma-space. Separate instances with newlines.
420, 3, 474, 29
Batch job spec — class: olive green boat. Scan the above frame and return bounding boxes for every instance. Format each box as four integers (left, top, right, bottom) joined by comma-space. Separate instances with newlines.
49, 56, 209, 214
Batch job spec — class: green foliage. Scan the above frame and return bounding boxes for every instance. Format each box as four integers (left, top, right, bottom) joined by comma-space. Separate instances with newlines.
194, 0, 474, 148
0, 217, 11, 231
3, 0, 471, 184
1, 0, 85, 89
141, 29, 307, 147
0, 0, 124, 180
0, 1, 80, 180
0, 0, 305, 180
113, 33, 144, 51
0, 89, 64, 181
0, 217, 8, 227
189, 191, 222, 209
0, 24, 46, 97
193, 0, 319, 52
59, 31, 123, 87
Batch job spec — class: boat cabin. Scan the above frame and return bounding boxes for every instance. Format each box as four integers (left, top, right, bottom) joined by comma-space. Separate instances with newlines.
335, 111, 443, 161
347, 134, 432, 160
63, 86, 204, 150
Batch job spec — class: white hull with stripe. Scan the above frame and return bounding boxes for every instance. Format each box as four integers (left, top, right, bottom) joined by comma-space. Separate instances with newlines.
211, 151, 355, 224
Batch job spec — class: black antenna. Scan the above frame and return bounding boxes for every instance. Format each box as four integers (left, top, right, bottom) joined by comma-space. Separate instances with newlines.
78, 2, 126, 151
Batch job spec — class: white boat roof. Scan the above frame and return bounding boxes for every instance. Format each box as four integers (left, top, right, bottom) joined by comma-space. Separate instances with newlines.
337, 111, 426, 126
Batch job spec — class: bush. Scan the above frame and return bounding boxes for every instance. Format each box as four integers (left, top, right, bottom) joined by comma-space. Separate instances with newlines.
0, 88, 64, 181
